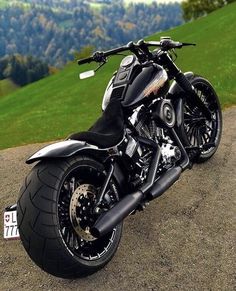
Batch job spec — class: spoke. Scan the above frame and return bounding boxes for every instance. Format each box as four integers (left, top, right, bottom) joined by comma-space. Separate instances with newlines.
185, 117, 206, 123
187, 125, 195, 143
185, 125, 192, 134
205, 131, 211, 140
193, 127, 199, 146
70, 177, 76, 194
188, 123, 198, 140
199, 126, 206, 145
184, 112, 193, 119
189, 126, 195, 145
189, 125, 197, 145
197, 89, 204, 101
202, 131, 208, 143
200, 131, 205, 145
66, 229, 70, 244
206, 124, 213, 131
74, 235, 79, 249
185, 104, 195, 115
188, 126, 194, 140
185, 119, 196, 126
69, 232, 74, 248
195, 128, 201, 146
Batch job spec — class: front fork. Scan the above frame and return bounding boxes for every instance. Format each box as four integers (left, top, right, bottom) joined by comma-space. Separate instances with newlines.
159, 52, 212, 120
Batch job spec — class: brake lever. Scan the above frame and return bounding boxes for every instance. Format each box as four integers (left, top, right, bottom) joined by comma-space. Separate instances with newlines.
94, 60, 107, 72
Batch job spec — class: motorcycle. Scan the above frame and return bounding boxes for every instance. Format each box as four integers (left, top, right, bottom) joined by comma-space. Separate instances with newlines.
4, 37, 222, 278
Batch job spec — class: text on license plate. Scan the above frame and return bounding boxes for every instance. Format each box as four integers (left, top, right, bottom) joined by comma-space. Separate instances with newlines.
4, 210, 20, 240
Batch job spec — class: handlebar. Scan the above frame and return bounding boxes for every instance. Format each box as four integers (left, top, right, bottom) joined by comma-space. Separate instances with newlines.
78, 56, 94, 65
78, 43, 132, 65
78, 38, 196, 65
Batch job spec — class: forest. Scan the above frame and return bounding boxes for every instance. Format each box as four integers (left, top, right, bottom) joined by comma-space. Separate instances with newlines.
0, 54, 49, 86
0, 0, 183, 67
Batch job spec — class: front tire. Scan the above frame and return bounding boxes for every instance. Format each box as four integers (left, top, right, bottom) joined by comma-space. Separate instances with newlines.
17, 156, 123, 278
179, 76, 222, 163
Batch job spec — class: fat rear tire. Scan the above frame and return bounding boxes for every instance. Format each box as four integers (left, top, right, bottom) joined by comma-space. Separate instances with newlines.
17, 156, 122, 278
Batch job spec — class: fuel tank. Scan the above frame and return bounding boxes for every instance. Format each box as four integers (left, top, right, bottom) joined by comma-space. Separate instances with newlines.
122, 63, 169, 108
102, 55, 169, 111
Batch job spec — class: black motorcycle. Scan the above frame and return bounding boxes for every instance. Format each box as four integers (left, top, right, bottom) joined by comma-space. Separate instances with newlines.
16, 37, 222, 278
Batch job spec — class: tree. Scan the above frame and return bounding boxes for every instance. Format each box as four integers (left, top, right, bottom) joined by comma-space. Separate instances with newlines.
182, 0, 236, 21
0, 54, 49, 86
0, 1, 183, 67
74, 45, 94, 61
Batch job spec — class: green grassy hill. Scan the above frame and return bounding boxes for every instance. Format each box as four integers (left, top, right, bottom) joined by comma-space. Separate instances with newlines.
0, 3, 236, 150
0, 79, 19, 98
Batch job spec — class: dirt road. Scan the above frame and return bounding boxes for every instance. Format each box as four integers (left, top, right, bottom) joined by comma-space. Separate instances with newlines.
0, 108, 235, 291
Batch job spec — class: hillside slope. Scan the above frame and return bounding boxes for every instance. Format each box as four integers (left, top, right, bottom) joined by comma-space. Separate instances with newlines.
0, 3, 236, 149
0, 79, 19, 98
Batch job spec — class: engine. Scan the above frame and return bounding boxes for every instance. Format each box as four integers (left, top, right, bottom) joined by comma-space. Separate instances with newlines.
127, 104, 181, 174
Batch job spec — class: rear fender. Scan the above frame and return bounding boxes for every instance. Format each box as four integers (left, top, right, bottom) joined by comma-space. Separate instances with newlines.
26, 139, 127, 197
26, 140, 105, 164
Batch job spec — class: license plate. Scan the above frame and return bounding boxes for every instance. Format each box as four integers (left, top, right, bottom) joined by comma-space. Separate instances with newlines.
4, 210, 20, 240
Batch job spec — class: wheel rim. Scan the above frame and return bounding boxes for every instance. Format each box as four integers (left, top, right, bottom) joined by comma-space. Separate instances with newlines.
183, 82, 221, 155
58, 164, 118, 261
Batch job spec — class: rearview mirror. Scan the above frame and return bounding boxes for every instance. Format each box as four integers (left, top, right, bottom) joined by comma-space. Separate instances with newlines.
79, 70, 95, 80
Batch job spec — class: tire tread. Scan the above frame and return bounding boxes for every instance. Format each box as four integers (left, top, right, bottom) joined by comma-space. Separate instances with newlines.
17, 156, 122, 278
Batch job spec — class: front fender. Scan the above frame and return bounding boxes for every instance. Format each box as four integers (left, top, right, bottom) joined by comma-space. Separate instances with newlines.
168, 71, 194, 95
26, 140, 102, 164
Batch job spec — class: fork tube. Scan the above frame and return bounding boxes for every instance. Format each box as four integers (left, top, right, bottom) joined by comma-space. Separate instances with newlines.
159, 52, 212, 120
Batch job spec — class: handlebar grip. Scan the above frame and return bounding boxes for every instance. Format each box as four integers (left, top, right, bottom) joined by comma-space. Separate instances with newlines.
78, 57, 94, 65
172, 41, 183, 48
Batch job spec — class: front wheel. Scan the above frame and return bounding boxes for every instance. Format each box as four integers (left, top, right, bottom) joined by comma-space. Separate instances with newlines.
179, 75, 222, 163
17, 156, 123, 278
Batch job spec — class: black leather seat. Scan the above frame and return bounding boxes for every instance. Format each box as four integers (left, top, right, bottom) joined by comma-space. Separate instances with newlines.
67, 100, 124, 148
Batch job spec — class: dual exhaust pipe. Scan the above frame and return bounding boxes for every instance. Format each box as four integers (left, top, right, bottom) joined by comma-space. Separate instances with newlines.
91, 165, 182, 238
91, 129, 190, 239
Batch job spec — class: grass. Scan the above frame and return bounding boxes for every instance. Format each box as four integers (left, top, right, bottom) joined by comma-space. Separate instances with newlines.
0, 79, 19, 98
0, 3, 236, 150
149, 4, 236, 107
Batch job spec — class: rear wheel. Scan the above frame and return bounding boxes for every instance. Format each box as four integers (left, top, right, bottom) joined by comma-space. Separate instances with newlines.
180, 76, 222, 163
17, 156, 122, 278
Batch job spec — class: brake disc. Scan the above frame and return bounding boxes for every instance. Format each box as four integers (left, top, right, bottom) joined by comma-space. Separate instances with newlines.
69, 184, 97, 241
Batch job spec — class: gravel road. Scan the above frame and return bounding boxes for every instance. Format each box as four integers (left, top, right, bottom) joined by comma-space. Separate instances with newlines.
0, 108, 235, 291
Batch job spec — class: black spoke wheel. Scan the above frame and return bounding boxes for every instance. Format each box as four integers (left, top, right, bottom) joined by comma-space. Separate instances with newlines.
179, 76, 222, 163
58, 160, 121, 262
17, 156, 123, 278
